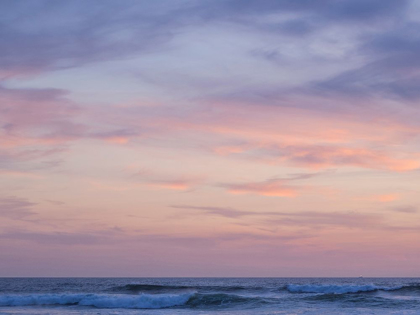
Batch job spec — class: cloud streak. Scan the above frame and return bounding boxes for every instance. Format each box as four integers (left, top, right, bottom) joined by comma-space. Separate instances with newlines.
171, 205, 382, 229
223, 178, 299, 197
0, 197, 37, 220
132, 170, 204, 191
2, 0, 420, 276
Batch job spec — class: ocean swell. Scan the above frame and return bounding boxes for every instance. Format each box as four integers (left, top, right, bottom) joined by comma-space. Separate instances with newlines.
187, 293, 268, 308
1, 283, 419, 309
111, 284, 258, 294
0, 292, 194, 309
286, 284, 404, 294
111, 284, 193, 293
0, 292, 271, 309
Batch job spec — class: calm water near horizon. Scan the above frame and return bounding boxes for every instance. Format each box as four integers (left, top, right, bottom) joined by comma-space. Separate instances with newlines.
0, 277, 419, 314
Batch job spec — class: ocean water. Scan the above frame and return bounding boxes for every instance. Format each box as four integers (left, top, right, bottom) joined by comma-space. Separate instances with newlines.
0, 278, 419, 315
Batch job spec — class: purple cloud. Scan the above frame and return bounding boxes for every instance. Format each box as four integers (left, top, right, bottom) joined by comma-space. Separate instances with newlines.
171, 204, 383, 229
0, 196, 37, 220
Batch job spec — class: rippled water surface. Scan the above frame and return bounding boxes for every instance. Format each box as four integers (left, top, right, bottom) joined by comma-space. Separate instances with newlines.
0, 278, 419, 314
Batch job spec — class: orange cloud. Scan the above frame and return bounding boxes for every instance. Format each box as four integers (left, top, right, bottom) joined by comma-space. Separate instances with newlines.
371, 194, 400, 203
147, 180, 197, 191
280, 146, 420, 172
224, 179, 298, 197
104, 136, 130, 144
213, 145, 249, 155
213, 142, 420, 172
199, 102, 420, 146
133, 170, 204, 191
141, 102, 420, 172
90, 179, 194, 192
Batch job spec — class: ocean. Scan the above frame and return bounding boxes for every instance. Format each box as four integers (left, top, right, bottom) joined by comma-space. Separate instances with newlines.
0, 278, 419, 314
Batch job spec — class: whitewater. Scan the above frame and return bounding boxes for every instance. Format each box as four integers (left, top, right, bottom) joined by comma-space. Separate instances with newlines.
0, 278, 419, 315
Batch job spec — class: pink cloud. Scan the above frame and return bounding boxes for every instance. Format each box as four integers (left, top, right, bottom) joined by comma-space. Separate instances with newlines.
224, 179, 299, 197
146, 180, 197, 191
371, 194, 400, 203
133, 170, 204, 191
99, 100, 420, 172
104, 136, 130, 144
212, 142, 420, 172
0, 85, 85, 157
0, 86, 78, 128
275, 145, 420, 171
0, 169, 42, 178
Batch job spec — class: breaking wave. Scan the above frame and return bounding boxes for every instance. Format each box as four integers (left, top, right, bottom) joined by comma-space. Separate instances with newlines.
111, 284, 193, 293
111, 284, 262, 294
285, 284, 420, 294
0, 292, 267, 309
0, 293, 194, 309
1, 283, 419, 310
187, 293, 269, 308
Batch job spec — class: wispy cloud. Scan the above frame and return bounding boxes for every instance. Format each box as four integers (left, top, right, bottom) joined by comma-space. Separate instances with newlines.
0, 196, 37, 220
2, 0, 420, 276
172, 205, 252, 218
371, 194, 400, 203
390, 205, 418, 213
103, 101, 420, 172
223, 178, 299, 197
219, 173, 327, 198
172, 204, 382, 229
132, 170, 204, 191
246, 143, 420, 172
0, 1, 192, 78
0, 231, 105, 245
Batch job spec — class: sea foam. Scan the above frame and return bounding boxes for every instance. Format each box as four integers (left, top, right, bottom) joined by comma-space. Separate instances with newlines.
286, 284, 403, 294
0, 292, 194, 309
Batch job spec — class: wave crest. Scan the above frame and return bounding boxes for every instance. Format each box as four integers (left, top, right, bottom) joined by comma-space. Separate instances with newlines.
187, 293, 266, 308
286, 284, 404, 294
111, 284, 261, 294
0, 293, 194, 309
111, 284, 192, 293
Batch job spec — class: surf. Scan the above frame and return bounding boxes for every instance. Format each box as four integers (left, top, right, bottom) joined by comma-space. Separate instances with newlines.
0, 292, 194, 309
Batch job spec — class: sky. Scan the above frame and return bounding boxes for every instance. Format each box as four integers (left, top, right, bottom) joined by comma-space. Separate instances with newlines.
1, 0, 420, 277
